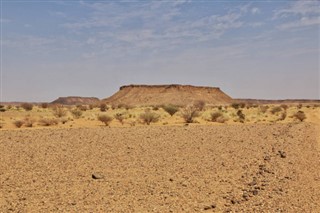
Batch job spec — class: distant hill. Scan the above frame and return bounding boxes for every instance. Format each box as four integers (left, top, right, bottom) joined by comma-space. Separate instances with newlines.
102, 84, 233, 106
234, 99, 320, 104
51, 96, 100, 105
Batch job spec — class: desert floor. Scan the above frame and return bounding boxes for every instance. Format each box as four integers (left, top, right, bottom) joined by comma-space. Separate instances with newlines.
1, 121, 320, 212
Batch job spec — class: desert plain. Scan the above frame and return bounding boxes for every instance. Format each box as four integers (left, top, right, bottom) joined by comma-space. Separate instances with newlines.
0, 102, 320, 212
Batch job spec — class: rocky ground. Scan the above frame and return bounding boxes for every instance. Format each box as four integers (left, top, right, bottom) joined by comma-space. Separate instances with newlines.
0, 123, 319, 212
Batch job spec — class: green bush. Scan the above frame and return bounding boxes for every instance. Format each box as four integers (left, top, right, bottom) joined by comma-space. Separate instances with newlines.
162, 104, 179, 116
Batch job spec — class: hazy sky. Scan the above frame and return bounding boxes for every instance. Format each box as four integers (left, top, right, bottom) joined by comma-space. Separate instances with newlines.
1, 0, 319, 102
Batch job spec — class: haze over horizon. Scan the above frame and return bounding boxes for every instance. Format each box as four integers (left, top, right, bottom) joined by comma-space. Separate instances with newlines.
1, 0, 319, 102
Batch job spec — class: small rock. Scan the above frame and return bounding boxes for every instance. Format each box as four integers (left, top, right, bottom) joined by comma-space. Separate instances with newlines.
203, 203, 216, 210
278, 150, 286, 158
252, 189, 259, 195
169, 178, 174, 182
92, 173, 104, 179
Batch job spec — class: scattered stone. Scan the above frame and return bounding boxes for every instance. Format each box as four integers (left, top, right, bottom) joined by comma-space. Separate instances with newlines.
252, 189, 259, 195
264, 155, 271, 161
278, 151, 286, 158
203, 203, 216, 210
92, 173, 104, 179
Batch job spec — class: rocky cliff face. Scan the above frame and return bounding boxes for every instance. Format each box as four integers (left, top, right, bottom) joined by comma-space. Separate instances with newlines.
51, 96, 100, 105
103, 84, 233, 106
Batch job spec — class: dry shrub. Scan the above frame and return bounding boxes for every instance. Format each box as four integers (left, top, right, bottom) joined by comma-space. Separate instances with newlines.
297, 104, 303, 109
140, 110, 159, 125
13, 120, 24, 128
194, 100, 206, 111
21, 103, 33, 111
181, 105, 199, 123
89, 104, 94, 110
100, 103, 108, 112
0, 122, 4, 128
260, 105, 269, 113
117, 103, 133, 110
280, 104, 288, 111
270, 106, 282, 114
278, 111, 287, 121
38, 118, 59, 126
71, 109, 83, 119
210, 112, 228, 123
152, 105, 160, 111
162, 104, 179, 116
293, 111, 306, 122
41, 103, 48, 109
52, 106, 67, 118
98, 114, 113, 126
0, 105, 5, 112
24, 117, 35, 127
77, 105, 88, 111
237, 110, 245, 122
231, 103, 240, 109
114, 113, 125, 125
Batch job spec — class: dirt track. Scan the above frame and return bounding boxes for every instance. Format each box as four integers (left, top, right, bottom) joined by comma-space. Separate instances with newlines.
1, 123, 319, 212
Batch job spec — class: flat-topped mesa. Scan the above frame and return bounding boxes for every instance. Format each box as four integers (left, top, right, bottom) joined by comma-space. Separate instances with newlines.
119, 84, 220, 90
103, 84, 233, 106
51, 96, 100, 105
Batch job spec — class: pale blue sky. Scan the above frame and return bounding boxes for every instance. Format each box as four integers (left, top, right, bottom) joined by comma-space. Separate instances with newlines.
1, 0, 319, 102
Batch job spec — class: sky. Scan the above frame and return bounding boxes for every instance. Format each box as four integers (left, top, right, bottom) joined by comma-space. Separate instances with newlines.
1, 0, 319, 102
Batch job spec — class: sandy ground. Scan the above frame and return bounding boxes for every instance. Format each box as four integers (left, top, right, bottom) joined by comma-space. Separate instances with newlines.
1, 122, 319, 212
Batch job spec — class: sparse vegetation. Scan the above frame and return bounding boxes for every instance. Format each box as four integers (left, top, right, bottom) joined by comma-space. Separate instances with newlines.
100, 103, 108, 112
231, 103, 240, 109
0, 105, 5, 112
98, 114, 113, 126
52, 106, 67, 118
41, 103, 49, 109
38, 118, 59, 126
280, 104, 288, 111
139, 110, 159, 125
114, 113, 125, 125
210, 112, 228, 123
24, 117, 35, 127
293, 111, 306, 122
270, 106, 282, 114
194, 100, 206, 111
71, 109, 83, 119
13, 120, 24, 128
237, 110, 245, 122
162, 104, 179, 116
260, 105, 269, 113
181, 105, 199, 123
278, 111, 287, 121
21, 103, 33, 111
77, 105, 88, 111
